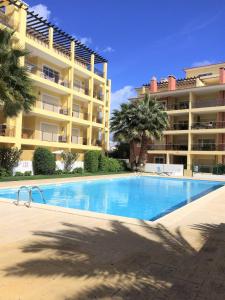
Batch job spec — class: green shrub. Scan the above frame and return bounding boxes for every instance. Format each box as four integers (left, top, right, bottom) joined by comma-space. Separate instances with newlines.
15, 171, 24, 176
24, 171, 32, 176
0, 147, 22, 175
61, 151, 79, 172
84, 150, 101, 172
99, 154, 125, 172
72, 167, 84, 174
212, 164, 225, 175
0, 167, 10, 177
54, 169, 63, 175
33, 147, 56, 175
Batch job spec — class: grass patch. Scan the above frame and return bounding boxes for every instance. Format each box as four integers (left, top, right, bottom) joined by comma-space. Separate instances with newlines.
0, 171, 132, 182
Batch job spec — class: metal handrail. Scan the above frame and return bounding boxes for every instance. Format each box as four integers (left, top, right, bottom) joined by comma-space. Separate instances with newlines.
26, 186, 45, 208
15, 186, 30, 206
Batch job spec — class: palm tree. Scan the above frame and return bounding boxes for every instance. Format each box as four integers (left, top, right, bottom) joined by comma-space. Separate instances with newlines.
0, 28, 35, 117
134, 94, 169, 166
110, 103, 141, 169
111, 95, 168, 169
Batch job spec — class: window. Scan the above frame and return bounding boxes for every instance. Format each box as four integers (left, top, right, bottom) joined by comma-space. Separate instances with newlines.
43, 66, 59, 83
198, 72, 213, 77
154, 156, 165, 164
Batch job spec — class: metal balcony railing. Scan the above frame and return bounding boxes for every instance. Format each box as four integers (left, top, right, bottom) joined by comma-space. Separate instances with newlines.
192, 143, 225, 151
0, 124, 15, 137
22, 128, 68, 143
73, 83, 89, 96
148, 144, 188, 151
25, 63, 69, 87
192, 100, 225, 108
167, 123, 189, 130
191, 121, 225, 130
94, 67, 104, 78
163, 101, 189, 111
93, 92, 104, 101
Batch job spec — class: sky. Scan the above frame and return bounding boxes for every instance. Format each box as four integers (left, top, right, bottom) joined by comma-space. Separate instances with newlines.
26, 0, 225, 111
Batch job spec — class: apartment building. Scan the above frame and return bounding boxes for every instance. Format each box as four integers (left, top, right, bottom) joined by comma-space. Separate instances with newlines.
0, 0, 110, 166
134, 62, 225, 175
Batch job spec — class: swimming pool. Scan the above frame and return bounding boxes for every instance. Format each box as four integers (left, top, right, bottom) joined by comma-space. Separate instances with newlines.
0, 176, 223, 221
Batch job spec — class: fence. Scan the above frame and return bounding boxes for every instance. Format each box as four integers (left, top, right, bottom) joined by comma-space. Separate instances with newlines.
144, 163, 184, 176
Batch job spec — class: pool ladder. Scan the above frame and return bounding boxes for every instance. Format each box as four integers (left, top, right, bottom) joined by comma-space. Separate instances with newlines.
16, 186, 45, 207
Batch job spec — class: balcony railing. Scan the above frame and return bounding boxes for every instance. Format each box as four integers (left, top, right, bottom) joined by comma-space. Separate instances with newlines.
22, 128, 68, 143
193, 100, 225, 108
36, 100, 69, 115
94, 67, 104, 78
191, 121, 225, 130
72, 111, 89, 120
26, 63, 69, 87
0, 11, 12, 28
92, 139, 103, 147
167, 122, 189, 130
164, 101, 189, 111
192, 143, 225, 151
71, 136, 88, 145
0, 124, 15, 137
93, 91, 104, 101
92, 115, 103, 124
148, 144, 188, 151
73, 84, 89, 96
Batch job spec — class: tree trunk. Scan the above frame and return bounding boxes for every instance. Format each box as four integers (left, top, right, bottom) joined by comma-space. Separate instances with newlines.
138, 134, 149, 168
129, 140, 137, 170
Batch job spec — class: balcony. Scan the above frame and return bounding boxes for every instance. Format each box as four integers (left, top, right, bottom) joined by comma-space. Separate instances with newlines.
92, 139, 103, 147
37, 100, 69, 115
192, 143, 225, 151
72, 111, 89, 121
0, 11, 12, 28
0, 124, 15, 137
191, 121, 225, 130
192, 100, 225, 109
93, 91, 104, 101
148, 144, 188, 151
168, 122, 189, 130
164, 101, 189, 111
22, 128, 68, 143
71, 136, 88, 145
73, 83, 89, 96
92, 115, 103, 124
94, 67, 104, 78
26, 63, 69, 88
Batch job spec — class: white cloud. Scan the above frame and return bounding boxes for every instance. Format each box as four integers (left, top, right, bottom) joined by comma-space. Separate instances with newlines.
102, 46, 114, 53
111, 86, 136, 111
79, 37, 92, 46
192, 60, 215, 67
30, 4, 51, 20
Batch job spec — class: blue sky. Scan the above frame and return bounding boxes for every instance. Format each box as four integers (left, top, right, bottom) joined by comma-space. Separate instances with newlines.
27, 0, 225, 110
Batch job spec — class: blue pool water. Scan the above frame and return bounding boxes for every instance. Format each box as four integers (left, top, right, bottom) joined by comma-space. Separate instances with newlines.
0, 177, 223, 221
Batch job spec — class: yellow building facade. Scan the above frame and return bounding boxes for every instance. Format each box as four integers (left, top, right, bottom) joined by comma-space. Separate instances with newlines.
0, 0, 110, 166
134, 62, 225, 175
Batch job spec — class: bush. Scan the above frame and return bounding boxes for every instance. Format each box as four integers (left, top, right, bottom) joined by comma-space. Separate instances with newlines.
24, 171, 32, 176
99, 154, 125, 172
0, 147, 22, 175
212, 164, 225, 175
61, 151, 79, 172
15, 171, 24, 177
0, 167, 10, 178
54, 169, 63, 175
72, 167, 84, 174
84, 150, 101, 172
33, 147, 56, 175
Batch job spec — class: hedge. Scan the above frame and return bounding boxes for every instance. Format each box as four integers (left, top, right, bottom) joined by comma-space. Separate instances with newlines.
99, 154, 125, 172
84, 150, 101, 172
33, 147, 56, 175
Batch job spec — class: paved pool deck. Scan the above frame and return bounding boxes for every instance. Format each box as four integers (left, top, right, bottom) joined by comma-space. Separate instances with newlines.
0, 174, 225, 300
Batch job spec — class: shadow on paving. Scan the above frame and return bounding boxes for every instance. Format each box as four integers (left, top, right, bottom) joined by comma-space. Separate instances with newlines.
4, 220, 225, 300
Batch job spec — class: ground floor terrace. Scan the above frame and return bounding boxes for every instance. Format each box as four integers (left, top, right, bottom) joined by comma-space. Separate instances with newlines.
0, 175, 224, 300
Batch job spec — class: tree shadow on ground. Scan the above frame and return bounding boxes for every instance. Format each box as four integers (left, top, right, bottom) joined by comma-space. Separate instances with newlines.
4, 220, 225, 300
